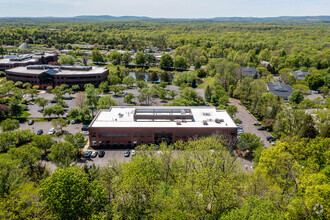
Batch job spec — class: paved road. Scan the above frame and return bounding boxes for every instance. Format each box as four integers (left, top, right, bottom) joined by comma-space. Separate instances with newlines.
229, 98, 272, 147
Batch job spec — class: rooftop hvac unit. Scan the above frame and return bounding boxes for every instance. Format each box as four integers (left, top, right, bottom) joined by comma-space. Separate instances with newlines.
176, 121, 181, 125
215, 118, 224, 123
203, 120, 208, 125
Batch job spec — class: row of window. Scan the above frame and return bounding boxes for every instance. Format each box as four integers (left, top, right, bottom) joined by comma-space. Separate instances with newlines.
92, 140, 152, 145
92, 133, 213, 138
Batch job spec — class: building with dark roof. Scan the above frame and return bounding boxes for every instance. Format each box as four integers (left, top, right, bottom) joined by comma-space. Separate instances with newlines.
291, 70, 308, 81
238, 66, 260, 78
88, 106, 237, 148
0, 52, 58, 71
5, 65, 109, 89
267, 81, 294, 99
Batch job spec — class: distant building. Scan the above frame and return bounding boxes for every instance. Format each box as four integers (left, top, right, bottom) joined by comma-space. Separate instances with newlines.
291, 70, 308, 81
88, 106, 237, 148
267, 81, 294, 99
5, 65, 108, 89
238, 66, 260, 78
0, 52, 58, 71
18, 43, 32, 50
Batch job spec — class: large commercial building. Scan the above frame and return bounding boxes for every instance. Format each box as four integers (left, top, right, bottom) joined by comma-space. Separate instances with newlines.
5, 65, 109, 88
0, 53, 58, 71
88, 106, 237, 148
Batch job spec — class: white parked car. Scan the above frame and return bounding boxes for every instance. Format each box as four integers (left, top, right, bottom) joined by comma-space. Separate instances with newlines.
131, 150, 136, 156
48, 128, 55, 135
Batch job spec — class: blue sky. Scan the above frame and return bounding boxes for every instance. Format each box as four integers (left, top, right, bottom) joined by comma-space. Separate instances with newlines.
0, 0, 329, 18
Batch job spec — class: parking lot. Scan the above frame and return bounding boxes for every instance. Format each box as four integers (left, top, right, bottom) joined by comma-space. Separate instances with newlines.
229, 98, 272, 147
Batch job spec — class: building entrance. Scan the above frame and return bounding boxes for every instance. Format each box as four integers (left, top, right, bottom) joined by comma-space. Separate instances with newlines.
154, 133, 173, 145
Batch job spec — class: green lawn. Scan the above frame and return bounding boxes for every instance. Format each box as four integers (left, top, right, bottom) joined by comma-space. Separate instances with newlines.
197, 77, 215, 89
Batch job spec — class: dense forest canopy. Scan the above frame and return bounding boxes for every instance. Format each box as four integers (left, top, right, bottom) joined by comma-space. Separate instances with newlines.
0, 21, 329, 71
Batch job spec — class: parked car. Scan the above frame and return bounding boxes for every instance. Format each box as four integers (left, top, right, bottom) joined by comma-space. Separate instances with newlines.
81, 131, 89, 135
50, 99, 56, 103
124, 150, 130, 157
91, 151, 98, 158
48, 128, 55, 135
84, 150, 92, 158
37, 129, 43, 135
87, 165, 92, 169
131, 150, 136, 156
267, 136, 276, 142
66, 120, 70, 124
257, 126, 267, 130
98, 150, 105, 157
71, 119, 76, 124
81, 125, 89, 131
28, 119, 34, 125
253, 121, 261, 126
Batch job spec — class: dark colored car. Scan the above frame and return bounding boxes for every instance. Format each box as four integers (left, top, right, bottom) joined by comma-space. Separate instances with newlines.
50, 100, 56, 103
84, 150, 92, 158
71, 119, 76, 124
91, 151, 98, 158
267, 136, 276, 142
257, 126, 267, 130
98, 150, 105, 157
28, 119, 34, 125
81, 125, 89, 131
37, 129, 43, 135
124, 150, 130, 157
66, 120, 70, 124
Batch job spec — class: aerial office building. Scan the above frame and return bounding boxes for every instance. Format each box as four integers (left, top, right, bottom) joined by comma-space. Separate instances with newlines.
88, 106, 237, 148
0, 52, 58, 71
5, 65, 109, 88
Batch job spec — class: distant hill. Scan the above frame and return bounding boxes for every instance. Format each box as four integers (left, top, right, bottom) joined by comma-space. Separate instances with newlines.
72, 15, 151, 21
0, 15, 329, 22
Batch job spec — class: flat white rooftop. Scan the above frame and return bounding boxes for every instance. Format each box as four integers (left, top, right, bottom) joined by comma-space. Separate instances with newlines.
6, 66, 107, 75
90, 106, 237, 128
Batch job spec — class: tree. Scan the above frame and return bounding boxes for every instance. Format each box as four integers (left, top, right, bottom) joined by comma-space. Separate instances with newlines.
123, 75, 135, 88
204, 85, 212, 101
0, 183, 54, 219
110, 85, 124, 96
97, 95, 117, 109
136, 81, 148, 89
107, 50, 122, 65
91, 48, 104, 64
48, 141, 78, 167
51, 118, 68, 134
64, 133, 86, 152
31, 135, 54, 155
168, 90, 178, 99
9, 98, 26, 118
305, 73, 325, 90
159, 54, 173, 70
174, 56, 188, 71
0, 46, 5, 58
150, 72, 159, 83
238, 133, 264, 153
8, 145, 42, 176
226, 105, 238, 117
289, 90, 304, 104
0, 119, 19, 132
58, 55, 75, 65
122, 51, 132, 65
68, 108, 79, 119
135, 51, 146, 66
98, 81, 109, 94
85, 86, 100, 116
34, 97, 49, 111
124, 93, 135, 104
138, 88, 154, 106
40, 166, 107, 219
